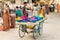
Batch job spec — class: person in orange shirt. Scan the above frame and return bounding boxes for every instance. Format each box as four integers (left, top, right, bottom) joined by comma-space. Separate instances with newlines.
39, 5, 45, 17
39, 5, 47, 20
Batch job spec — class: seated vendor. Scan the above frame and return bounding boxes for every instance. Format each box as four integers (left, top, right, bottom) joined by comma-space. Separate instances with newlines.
15, 6, 22, 18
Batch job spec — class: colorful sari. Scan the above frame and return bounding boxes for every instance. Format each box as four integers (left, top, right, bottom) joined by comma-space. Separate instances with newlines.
3, 10, 10, 31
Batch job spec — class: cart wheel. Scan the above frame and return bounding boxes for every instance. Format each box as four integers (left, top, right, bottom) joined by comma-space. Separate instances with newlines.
39, 22, 43, 35
19, 25, 26, 38
33, 25, 39, 40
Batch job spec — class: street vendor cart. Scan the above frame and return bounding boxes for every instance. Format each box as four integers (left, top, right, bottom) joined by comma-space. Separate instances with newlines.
16, 19, 44, 40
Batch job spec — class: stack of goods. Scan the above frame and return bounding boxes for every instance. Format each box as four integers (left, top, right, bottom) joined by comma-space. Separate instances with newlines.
16, 15, 43, 23
16, 17, 22, 22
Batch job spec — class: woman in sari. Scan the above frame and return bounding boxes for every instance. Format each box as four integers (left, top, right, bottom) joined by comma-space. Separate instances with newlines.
3, 4, 11, 31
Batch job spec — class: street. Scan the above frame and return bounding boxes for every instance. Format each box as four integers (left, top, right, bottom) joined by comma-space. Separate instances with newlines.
0, 12, 60, 40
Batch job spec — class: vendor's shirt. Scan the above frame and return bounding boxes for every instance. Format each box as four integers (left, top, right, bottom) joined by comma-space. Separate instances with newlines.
16, 9, 22, 17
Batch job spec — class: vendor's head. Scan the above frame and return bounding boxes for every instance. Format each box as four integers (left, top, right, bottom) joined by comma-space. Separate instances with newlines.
16, 6, 18, 9
24, 2, 27, 6
16, 6, 20, 10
